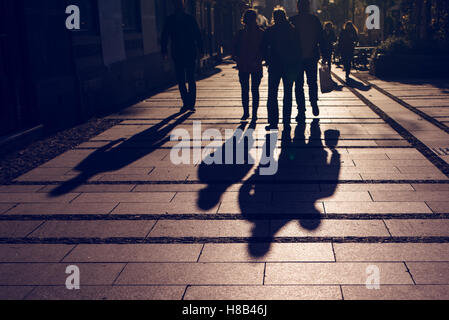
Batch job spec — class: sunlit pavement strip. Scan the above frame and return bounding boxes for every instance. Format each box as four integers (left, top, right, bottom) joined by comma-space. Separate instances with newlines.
1, 63, 449, 300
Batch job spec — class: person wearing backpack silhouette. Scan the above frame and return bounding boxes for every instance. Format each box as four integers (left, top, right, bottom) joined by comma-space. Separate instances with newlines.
161, 0, 203, 112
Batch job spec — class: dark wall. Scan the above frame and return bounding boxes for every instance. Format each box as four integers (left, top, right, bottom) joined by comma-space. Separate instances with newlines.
0, 0, 39, 136
1, 0, 245, 138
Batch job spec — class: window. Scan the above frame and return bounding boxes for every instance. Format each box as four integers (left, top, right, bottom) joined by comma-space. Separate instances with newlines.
121, 0, 142, 32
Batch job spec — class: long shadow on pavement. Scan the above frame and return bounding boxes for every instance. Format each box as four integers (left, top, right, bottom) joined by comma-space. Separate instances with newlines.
197, 119, 341, 258
50, 111, 193, 196
240, 119, 341, 257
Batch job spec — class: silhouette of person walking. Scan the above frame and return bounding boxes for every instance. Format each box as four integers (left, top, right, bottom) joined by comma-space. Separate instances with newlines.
233, 9, 265, 124
338, 21, 359, 81
290, 0, 325, 121
161, 0, 203, 112
263, 6, 301, 131
323, 21, 337, 71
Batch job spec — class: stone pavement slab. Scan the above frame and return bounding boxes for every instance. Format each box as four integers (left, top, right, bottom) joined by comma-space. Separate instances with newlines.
28, 220, 156, 239
342, 285, 449, 300
26, 285, 186, 300
0, 244, 75, 262
334, 243, 449, 261
426, 202, 449, 214
115, 263, 265, 285
0, 263, 125, 285
0, 221, 43, 237
199, 243, 334, 262
406, 262, 449, 284
265, 262, 413, 285
385, 220, 449, 237
5, 203, 118, 215
63, 244, 203, 262
324, 202, 432, 214
184, 285, 342, 300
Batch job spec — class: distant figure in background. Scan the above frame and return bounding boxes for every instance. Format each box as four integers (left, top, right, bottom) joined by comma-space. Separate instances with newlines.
263, 6, 301, 131
338, 21, 359, 81
233, 9, 265, 124
290, 0, 325, 121
161, 0, 203, 112
322, 21, 337, 71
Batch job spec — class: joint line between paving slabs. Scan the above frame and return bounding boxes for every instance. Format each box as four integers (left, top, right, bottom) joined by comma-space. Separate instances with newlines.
403, 262, 417, 285
196, 243, 205, 262
22, 286, 38, 301
59, 244, 79, 263
112, 262, 128, 286
181, 285, 190, 300
263, 263, 267, 285
24, 221, 46, 238
331, 242, 337, 262
144, 219, 160, 239
382, 220, 393, 237
339, 285, 345, 300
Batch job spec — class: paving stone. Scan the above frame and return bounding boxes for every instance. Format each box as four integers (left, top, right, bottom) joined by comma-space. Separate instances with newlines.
6, 203, 118, 215
270, 219, 389, 237
342, 285, 449, 300
324, 202, 432, 214
148, 220, 268, 238
39, 185, 135, 193
0, 193, 79, 203
320, 184, 414, 192
407, 262, 449, 284
334, 243, 449, 261
199, 243, 334, 262
218, 201, 325, 215
0, 245, 75, 262
0, 185, 44, 193
26, 285, 186, 300
0, 286, 35, 300
0, 263, 125, 285
29, 220, 156, 238
371, 191, 449, 202
265, 262, 413, 285
72, 192, 175, 203
273, 191, 372, 202
111, 202, 219, 214
174, 191, 272, 204
184, 285, 342, 300
426, 202, 449, 213
385, 219, 449, 237
412, 184, 449, 191
0, 221, 43, 238
115, 263, 264, 285
397, 166, 442, 174
64, 244, 202, 262
361, 173, 448, 180
386, 152, 427, 160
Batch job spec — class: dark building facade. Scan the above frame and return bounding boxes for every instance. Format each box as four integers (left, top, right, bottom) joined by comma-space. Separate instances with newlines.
0, 0, 247, 138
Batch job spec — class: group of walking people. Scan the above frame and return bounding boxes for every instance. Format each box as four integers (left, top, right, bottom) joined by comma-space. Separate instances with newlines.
161, 0, 359, 131
232, 0, 359, 130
